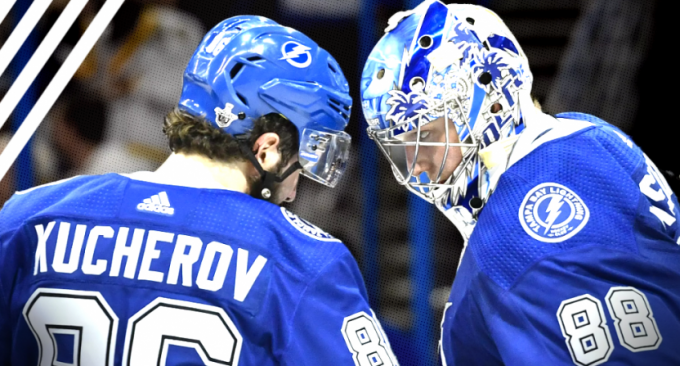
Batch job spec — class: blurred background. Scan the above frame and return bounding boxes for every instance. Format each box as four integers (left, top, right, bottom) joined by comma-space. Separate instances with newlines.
1, 0, 676, 365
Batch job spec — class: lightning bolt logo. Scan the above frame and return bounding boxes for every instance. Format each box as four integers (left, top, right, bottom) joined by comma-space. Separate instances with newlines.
519, 183, 590, 243
280, 41, 312, 68
543, 195, 565, 234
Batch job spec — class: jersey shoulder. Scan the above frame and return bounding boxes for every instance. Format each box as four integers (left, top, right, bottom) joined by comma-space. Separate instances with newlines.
183, 189, 351, 280
0, 174, 126, 235
260, 205, 352, 279
555, 112, 645, 175
1, 172, 352, 281
470, 112, 648, 290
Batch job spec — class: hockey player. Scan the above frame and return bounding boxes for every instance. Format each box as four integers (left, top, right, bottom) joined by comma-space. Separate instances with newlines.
0, 16, 398, 365
361, 1, 680, 365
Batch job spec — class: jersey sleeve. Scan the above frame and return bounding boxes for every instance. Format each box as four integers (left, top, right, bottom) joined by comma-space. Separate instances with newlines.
0, 232, 11, 365
281, 252, 399, 366
0, 202, 21, 366
442, 246, 680, 366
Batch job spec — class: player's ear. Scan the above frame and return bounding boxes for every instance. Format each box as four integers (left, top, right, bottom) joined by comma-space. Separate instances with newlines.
253, 132, 281, 171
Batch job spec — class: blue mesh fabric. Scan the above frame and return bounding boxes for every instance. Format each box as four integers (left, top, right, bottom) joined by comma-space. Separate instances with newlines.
0, 173, 375, 365
186, 189, 348, 279
470, 117, 645, 290
1, 173, 348, 281
0, 176, 101, 235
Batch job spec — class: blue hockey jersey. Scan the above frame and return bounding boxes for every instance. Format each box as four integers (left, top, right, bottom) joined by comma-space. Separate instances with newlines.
440, 112, 680, 365
0, 173, 397, 365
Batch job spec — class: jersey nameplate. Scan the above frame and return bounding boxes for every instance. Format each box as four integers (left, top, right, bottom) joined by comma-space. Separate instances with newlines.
32, 221, 269, 303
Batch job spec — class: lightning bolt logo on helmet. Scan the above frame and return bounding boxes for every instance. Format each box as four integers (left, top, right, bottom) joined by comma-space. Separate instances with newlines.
519, 183, 590, 243
280, 41, 312, 68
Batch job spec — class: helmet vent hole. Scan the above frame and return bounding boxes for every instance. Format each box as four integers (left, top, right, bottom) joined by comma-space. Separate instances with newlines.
230, 63, 245, 80
328, 62, 338, 73
470, 197, 483, 209
418, 35, 433, 49
466, 17, 475, 25
329, 97, 350, 112
409, 77, 425, 92
490, 103, 502, 114
377, 68, 385, 79
479, 72, 492, 85
328, 102, 349, 120
328, 97, 350, 120
246, 56, 263, 62
236, 92, 248, 107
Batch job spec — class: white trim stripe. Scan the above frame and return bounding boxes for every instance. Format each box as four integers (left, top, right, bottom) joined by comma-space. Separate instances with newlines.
0, 0, 53, 78
0, 0, 124, 182
0, 0, 87, 133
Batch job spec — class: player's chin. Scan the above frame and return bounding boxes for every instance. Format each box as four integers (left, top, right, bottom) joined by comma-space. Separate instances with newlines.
436, 163, 459, 184
437, 172, 455, 184
424, 169, 451, 184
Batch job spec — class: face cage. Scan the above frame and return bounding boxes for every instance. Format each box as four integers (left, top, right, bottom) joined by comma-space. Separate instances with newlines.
368, 97, 481, 206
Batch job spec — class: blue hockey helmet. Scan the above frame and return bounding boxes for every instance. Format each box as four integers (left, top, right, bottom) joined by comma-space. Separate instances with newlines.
361, 1, 534, 237
179, 16, 352, 187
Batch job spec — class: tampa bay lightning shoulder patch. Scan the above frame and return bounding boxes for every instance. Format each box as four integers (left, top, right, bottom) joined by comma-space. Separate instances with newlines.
518, 183, 589, 243
281, 208, 340, 242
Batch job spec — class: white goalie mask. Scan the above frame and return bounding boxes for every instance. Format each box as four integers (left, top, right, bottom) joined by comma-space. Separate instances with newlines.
361, 1, 534, 238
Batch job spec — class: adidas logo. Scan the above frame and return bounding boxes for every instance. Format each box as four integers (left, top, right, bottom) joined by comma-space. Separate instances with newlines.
137, 191, 175, 216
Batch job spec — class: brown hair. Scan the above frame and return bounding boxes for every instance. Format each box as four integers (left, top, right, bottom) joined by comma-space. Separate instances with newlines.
162, 108, 299, 168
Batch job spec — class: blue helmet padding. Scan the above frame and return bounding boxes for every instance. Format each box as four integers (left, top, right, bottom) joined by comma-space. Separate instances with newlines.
179, 15, 351, 139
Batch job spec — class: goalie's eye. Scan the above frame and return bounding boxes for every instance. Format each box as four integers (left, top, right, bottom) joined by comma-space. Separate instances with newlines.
419, 131, 430, 140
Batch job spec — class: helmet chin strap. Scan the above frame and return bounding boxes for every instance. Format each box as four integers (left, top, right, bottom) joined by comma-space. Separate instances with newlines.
238, 140, 302, 201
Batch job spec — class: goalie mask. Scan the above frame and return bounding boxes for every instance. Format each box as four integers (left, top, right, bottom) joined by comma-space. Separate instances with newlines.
361, 1, 534, 238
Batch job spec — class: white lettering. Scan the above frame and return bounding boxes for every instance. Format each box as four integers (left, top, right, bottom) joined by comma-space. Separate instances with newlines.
196, 242, 233, 292
82, 226, 113, 275
167, 235, 202, 287
530, 189, 546, 202
650, 206, 677, 227
34, 222, 55, 275
32, 224, 270, 300
52, 223, 86, 274
640, 174, 665, 202
640, 161, 677, 228
139, 231, 174, 283
110, 228, 145, 279
234, 248, 267, 302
